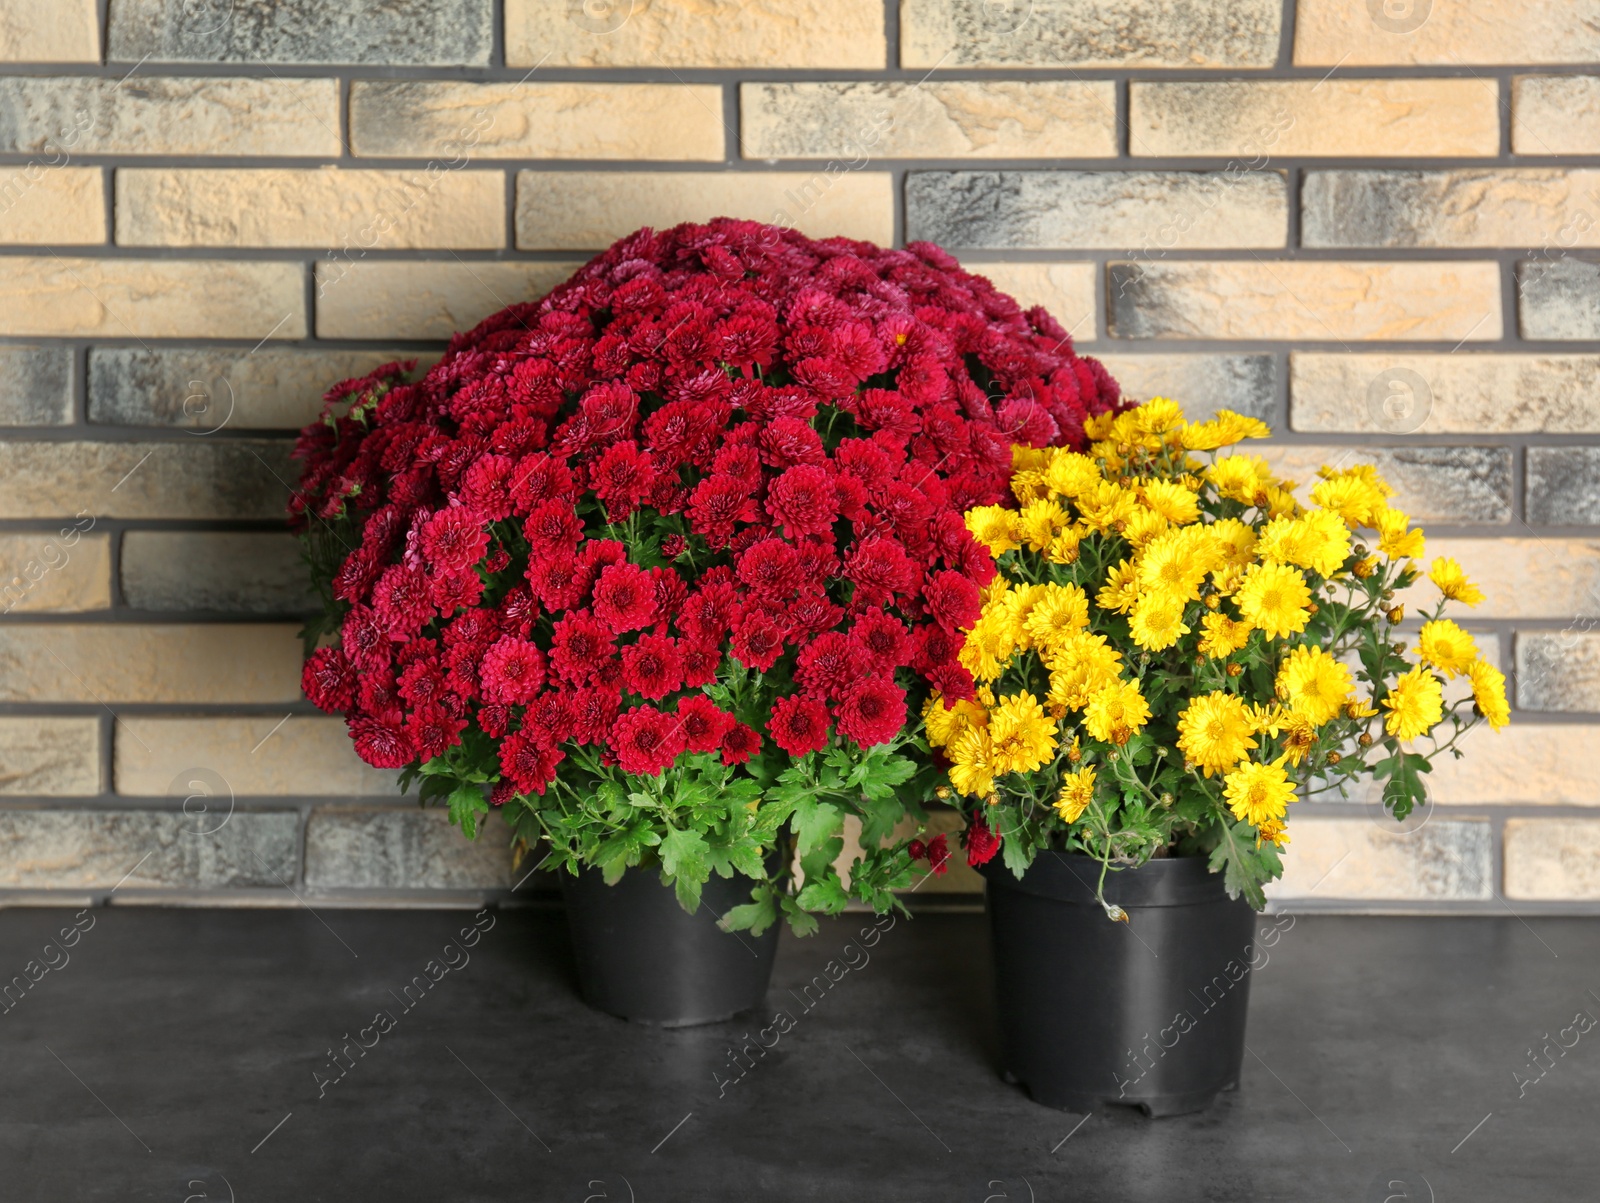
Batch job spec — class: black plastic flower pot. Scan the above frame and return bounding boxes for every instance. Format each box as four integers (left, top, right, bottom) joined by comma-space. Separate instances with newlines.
979, 852, 1257, 1117
559, 865, 780, 1027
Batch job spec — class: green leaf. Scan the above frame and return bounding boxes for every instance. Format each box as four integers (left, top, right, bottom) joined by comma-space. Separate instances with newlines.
777, 894, 819, 938
796, 875, 852, 915
1206, 818, 1281, 910
721, 889, 778, 936
447, 783, 489, 840
659, 826, 710, 887
791, 796, 842, 859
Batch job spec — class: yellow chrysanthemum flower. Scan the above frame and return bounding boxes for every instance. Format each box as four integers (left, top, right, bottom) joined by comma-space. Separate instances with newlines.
1045, 631, 1124, 711
1083, 678, 1151, 745
1010, 469, 1051, 505
1095, 558, 1141, 615
1257, 509, 1351, 579
1375, 506, 1425, 560
1121, 506, 1170, 548
958, 609, 1016, 683
1045, 451, 1102, 499
1134, 397, 1186, 435
947, 727, 996, 798
1317, 462, 1395, 500
921, 694, 988, 750
1140, 479, 1200, 525
1207, 454, 1274, 506
1255, 817, 1290, 849
1234, 562, 1313, 640
1177, 692, 1258, 777
1018, 497, 1070, 552
1275, 645, 1353, 725
1178, 420, 1229, 452
1198, 611, 1253, 658
1128, 593, 1191, 652
1213, 409, 1272, 444
1012, 445, 1052, 475
1136, 527, 1215, 602
988, 692, 1058, 777
1416, 619, 1478, 679
1047, 525, 1085, 565
1210, 518, 1258, 567
1382, 666, 1444, 741
965, 505, 1021, 557
1223, 760, 1297, 828
1429, 557, 1484, 607
1311, 474, 1386, 528
1002, 583, 1047, 650
1076, 479, 1139, 533
1273, 711, 1318, 767
1466, 659, 1510, 730
1055, 766, 1098, 824
1024, 583, 1090, 651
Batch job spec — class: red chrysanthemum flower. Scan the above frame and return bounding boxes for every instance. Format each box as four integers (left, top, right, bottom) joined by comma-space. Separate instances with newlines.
833, 676, 907, 749
965, 817, 1001, 867
765, 463, 838, 540
420, 506, 490, 575
349, 717, 414, 769
621, 632, 684, 700
676, 695, 735, 754
501, 728, 564, 796
302, 647, 356, 712
479, 637, 546, 705
611, 706, 685, 776
592, 562, 658, 633
768, 694, 830, 758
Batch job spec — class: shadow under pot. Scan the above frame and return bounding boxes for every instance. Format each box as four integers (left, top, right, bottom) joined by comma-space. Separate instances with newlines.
560, 865, 779, 1027
979, 852, 1256, 1117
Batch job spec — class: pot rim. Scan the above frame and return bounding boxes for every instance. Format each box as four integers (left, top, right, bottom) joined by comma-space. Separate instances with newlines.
978, 850, 1237, 908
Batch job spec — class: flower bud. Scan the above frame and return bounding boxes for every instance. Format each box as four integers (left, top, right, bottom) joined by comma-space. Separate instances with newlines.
1226, 662, 1243, 677
1358, 732, 1373, 748
1386, 605, 1404, 624
934, 785, 952, 800
1326, 752, 1341, 765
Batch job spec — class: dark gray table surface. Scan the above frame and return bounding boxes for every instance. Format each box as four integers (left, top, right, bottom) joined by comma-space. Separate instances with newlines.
0, 903, 1593, 1201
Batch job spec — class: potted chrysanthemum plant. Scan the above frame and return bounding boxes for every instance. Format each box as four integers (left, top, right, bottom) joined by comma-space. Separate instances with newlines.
289, 219, 1120, 1024
923, 397, 1507, 1112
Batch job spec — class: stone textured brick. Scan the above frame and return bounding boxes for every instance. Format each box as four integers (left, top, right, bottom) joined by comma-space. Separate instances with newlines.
108, 0, 492, 66
117, 168, 504, 250
742, 81, 1117, 159
88, 347, 423, 430
1261, 444, 1511, 525
315, 260, 584, 340
1092, 354, 1277, 422
0, 441, 292, 520
1428, 724, 1600, 805
1400, 538, 1600, 620
1109, 261, 1503, 341
1268, 818, 1492, 901
120, 532, 313, 613
1295, 1, 1600, 66
0, 76, 340, 156
0, 810, 298, 890
1132, 81, 1498, 159
0, 0, 98, 61
0, 532, 111, 613
1527, 448, 1600, 526
1291, 353, 1600, 435
0, 346, 72, 425
305, 809, 510, 890
0, 165, 104, 245
0, 258, 305, 339
351, 81, 724, 161
505, 0, 883, 69
516, 170, 894, 250
1518, 258, 1600, 341
1304, 170, 1600, 249
961, 262, 1096, 337
116, 717, 400, 798
1516, 633, 1600, 712
0, 624, 301, 703
901, 0, 1280, 68
1513, 75, 1600, 155
1504, 820, 1600, 900
0, 718, 100, 796
906, 170, 1286, 250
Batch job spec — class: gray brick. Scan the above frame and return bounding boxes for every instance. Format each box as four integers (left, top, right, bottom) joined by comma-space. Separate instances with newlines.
88, 348, 420, 430
1304, 169, 1600, 248
906, 170, 1286, 250
1519, 258, 1600, 340
107, 0, 492, 66
1262, 444, 1513, 525
305, 809, 511, 891
0, 76, 339, 156
900, 0, 1280, 68
0, 440, 292, 520
1516, 633, 1600, 712
0, 345, 71, 425
120, 532, 313, 613
1090, 354, 1276, 422
0, 810, 298, 890
1527, 447, 1600, 525
1271, 818, 1492, 901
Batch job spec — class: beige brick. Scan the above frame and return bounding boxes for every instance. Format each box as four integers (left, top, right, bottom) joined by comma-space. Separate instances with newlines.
1504, 820, 1600, 899
1427, 725, 1600, 806
0, 166, 104, 245
1513, 75, 1600, 155
1295, 0, 1600, 65
1268, 818, 1492, 901
742, 81, 1117, 159
0, 718, 100, 796
0, 257, 305, 339
961, 262, 1096, 336
1305, 170, 1600, 249
351, 81, 724, 161
516, 170, 894, 250
0, 0, 98, 61
0, 76, 340, 156
116, 717, 399, 797
505, 0, 883, 68
902, 0, 1279, 68
0, 624, 301, 703
1131, 80, 1498, 158
117, 168, 504, 250
315, 260, 584, 340
1292, 353, 1600, 435
0, 441, 292, 520
0, 532, 111, 613
305, 808, 510, 890
1260, 443, 1509, 525
1108, 261, 1503, 341
1400, 538, 1600, 620
120, 532, 312, 613
1092, 354, 1276, 422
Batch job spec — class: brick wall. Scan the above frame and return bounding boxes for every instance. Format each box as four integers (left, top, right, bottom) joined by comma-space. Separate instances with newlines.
1, 0, 1596, 912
